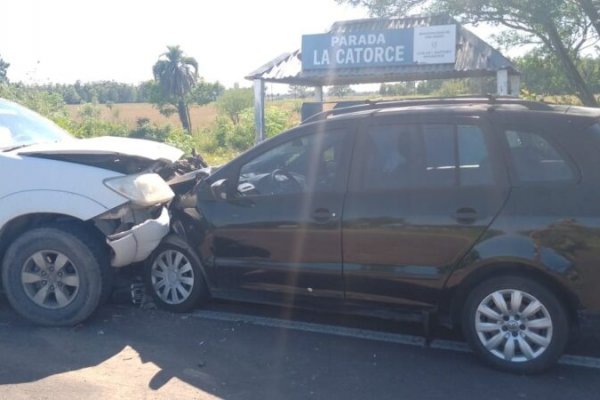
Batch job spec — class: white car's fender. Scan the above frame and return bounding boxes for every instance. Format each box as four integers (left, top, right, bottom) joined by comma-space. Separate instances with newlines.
0, 154, 130, 228
0, 190, 111, 229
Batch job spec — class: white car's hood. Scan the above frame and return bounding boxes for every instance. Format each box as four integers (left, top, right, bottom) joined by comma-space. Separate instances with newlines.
18, 136, 184, 162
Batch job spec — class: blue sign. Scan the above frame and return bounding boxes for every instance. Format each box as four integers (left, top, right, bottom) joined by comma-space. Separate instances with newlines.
302, 29, 415, 70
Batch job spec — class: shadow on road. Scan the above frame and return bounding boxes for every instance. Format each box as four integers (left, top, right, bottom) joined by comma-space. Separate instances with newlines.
1, 296, 599, 400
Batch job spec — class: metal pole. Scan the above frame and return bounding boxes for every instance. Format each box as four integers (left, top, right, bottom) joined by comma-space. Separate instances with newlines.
496, 69, 509, 96
510, 75, 521, 97
315, 86, 324, 102
254, 79, 265, 145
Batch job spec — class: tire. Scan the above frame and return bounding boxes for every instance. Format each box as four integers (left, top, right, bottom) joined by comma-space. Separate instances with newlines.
462, 276, 569, 374
1, 225, 107, 326
145, 234, 209, 313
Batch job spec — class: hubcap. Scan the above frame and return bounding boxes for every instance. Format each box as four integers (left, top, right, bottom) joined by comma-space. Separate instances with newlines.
151, 250, 195, 305
475, 289, 553, 363
21, 250, 80, 309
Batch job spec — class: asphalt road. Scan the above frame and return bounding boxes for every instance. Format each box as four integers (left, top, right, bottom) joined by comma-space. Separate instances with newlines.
1, 296, 599, 400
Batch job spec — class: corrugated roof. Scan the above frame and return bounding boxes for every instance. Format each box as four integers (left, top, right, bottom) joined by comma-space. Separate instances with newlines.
246, 15, 518, 86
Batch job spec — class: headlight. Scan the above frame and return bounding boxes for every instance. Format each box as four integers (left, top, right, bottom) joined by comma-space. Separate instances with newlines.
104, 173, 174, 207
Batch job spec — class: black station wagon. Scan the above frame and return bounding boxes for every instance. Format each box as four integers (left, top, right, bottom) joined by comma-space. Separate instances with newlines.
145, 97, 600, 373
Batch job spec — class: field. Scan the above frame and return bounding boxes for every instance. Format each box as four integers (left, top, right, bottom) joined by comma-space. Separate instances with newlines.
66, 103, 219, 131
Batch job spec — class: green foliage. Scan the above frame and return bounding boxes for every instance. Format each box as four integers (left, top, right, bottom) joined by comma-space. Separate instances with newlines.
191, 80, 225, 105
0, 83, 298, 165
0, 83, 67, 121
432, 80, 471, 97
328, 85, 355, 97
153, 46, 198, 99
0, 54, 9, 84
208, 106, 294, 153
216, 88, 254, 124
338, 0, 599, 106
68, 103, 129, 138
515, 51, 600, 96
0, 78, 222, 109
152, 45, 199, 132
288, 85, 314, 99
31, 81, 140, 105
379, 82, 411, 96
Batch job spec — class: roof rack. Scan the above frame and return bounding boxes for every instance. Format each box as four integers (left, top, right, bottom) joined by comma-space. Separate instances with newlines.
300, 95, 555, 125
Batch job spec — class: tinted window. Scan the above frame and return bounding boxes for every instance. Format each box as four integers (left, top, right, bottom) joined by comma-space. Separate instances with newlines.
362, 124, 417, 189
238, 129, 348, 196
505, 130, 574, 182
458, 125, 493, 185
422, 124, 456, 187
361, 123, 493, 190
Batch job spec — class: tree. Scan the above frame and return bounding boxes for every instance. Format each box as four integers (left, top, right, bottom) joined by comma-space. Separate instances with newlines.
288, 85, 313, 99
191, 80, 225, 105
337, 0, 599, 106
576, 0, 600, 39
328, 85, 355, 97
152, 45, 198, 132
216, 88, 254, 125
0, 54, 9, 84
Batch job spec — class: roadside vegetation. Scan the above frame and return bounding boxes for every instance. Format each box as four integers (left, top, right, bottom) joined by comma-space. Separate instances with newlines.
339, 0, 600, 107
2, 16, 600, 165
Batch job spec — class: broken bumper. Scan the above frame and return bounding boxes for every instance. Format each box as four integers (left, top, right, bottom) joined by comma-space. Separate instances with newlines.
106, 206, 170, 267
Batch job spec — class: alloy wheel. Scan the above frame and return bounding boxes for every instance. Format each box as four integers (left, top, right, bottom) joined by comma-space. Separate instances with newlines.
475, 289, 553, 363
21, 250, 80, 309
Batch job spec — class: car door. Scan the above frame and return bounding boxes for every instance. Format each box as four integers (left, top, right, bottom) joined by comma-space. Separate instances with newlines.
199, 120, 355, 305
342, 113, 510, 309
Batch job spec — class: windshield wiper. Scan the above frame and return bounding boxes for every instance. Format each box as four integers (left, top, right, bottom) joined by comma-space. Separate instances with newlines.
1, 144, 33, 152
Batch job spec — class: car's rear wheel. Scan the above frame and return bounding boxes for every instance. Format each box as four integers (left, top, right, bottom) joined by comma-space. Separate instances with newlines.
145, 234, 208, 312
462, 276, 569, 374
1, 225, 107, 326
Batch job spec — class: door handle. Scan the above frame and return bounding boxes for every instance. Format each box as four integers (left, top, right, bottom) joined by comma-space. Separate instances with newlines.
454, 207, 478, 224
312, 208, 335, 223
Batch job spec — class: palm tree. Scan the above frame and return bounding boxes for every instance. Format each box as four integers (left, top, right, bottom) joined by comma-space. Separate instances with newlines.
152, 46, 198, 132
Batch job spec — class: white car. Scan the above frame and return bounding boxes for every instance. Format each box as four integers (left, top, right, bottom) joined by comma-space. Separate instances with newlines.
0, 98, 182, 326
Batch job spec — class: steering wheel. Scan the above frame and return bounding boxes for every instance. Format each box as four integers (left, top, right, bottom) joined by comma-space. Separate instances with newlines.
270, 169, 302, 193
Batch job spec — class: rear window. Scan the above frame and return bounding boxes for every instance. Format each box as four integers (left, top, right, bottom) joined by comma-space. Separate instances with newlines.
504, 130, 575, 183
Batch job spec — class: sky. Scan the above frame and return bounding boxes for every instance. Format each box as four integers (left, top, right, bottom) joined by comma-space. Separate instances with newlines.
0, 0, 498, 90
1, 0, 367, 87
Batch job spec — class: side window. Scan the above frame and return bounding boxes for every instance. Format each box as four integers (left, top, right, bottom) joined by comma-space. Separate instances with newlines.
458, 125, 493, 186
421, 124, 457, 187
362, 124, 417, 189
504, 130, 575, 182
361, 123, 495, 190
238, 129, 349, 196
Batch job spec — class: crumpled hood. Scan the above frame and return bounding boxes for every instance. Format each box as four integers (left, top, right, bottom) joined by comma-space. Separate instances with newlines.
18, 136, 184, 163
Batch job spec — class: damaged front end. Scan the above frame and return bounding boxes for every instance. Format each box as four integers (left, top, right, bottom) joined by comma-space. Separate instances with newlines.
94, 204, 170, 267
24, 143, 211, 268
93, 152, 211, 268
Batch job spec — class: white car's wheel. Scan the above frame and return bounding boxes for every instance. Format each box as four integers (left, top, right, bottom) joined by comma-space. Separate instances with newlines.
2, 225, 107, 326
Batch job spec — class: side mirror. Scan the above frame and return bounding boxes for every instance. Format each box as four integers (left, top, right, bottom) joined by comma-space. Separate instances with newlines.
210, 179, 229, 201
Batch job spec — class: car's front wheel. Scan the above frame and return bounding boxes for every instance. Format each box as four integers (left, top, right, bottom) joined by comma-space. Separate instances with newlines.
462, 276, 569, 374
145, 234, 209, 313
1, 225, 107, 326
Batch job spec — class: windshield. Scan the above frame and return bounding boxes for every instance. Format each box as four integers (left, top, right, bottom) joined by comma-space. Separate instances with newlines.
0, 99, 73, 150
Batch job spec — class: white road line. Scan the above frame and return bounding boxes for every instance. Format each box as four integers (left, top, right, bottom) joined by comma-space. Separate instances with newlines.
192, 310, 600, 370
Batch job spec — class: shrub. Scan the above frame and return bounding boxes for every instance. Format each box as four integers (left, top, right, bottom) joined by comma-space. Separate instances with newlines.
207, 106, 294, 153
